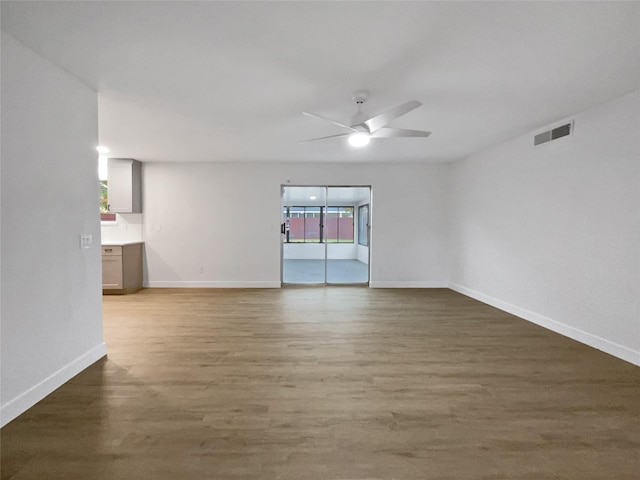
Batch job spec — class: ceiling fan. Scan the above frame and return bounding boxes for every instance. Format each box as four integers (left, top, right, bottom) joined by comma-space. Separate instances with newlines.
299, 91, 431, 147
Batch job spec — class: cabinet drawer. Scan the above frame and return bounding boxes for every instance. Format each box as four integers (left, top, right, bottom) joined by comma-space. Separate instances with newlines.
102, 246, 122, 256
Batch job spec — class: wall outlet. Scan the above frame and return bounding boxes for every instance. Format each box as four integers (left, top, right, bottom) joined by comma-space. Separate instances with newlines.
80, 234, 92, 249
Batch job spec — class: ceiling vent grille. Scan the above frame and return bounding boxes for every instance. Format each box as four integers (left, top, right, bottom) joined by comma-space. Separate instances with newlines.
534, 121, 573, 146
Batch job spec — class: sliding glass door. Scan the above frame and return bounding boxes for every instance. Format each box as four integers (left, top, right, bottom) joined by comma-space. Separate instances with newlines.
281, 186, 370, 285
326, 187, 370, 284
281, 186, 327, 284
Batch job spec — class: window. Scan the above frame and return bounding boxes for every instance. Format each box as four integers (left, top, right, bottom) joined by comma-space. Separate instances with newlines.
286, 206, 320, 243
358, 204, 369, 246
303, 207, 321, 242
283, 206, 354, 243
100, 180, 115, 221
99, 155, 116, 221
325, 207, 354, 243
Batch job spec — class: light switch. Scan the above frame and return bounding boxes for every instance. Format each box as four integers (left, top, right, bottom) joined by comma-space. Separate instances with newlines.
80, 234, 92, 249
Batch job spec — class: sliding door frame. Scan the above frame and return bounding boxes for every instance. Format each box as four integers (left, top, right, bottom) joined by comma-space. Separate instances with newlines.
280, 185, 371, 287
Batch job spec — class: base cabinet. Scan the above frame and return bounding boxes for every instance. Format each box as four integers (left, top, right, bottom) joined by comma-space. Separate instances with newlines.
102, 243, 143, 294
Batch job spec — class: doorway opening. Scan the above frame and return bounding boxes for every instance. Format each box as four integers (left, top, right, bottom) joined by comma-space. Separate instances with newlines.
281, 186, 371, 286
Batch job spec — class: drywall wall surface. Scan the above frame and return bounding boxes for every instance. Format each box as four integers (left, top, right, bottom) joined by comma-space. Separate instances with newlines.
142, 162, 449, 288
0, 32, 105, 425
357, 245, 370, 265
283, 243, 357, 260
100, 213, 144, 244
449, 90, 640, 364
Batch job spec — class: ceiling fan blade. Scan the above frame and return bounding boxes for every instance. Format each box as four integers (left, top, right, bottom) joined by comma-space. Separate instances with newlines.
364, 100, 423, 133
303, 111, 357, 132
297, 133, 350, 144
370, 127, 431, 138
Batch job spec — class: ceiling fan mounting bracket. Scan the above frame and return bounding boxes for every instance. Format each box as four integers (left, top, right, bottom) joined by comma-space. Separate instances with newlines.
352, 90, 369, 105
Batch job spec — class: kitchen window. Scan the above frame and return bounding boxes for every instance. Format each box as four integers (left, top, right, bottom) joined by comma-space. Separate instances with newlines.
99, 155, 116, 221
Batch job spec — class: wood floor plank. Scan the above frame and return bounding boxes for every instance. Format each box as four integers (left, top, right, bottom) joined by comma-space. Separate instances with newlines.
2, 288, 639, 479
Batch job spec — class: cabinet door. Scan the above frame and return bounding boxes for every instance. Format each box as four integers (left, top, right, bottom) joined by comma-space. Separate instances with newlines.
107, 161, 133, 213
102, 256, 123, 289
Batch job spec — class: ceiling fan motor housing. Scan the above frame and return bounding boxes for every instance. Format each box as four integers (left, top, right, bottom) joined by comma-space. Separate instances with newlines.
352, 90, 369, 104
351, 91, 370, 127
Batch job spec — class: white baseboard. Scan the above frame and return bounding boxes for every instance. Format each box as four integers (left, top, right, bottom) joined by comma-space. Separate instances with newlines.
145, 281, 451, 289
370, 281, 449, 288
0, 342, 107, 427
144, 281, 281, 288
449, 283, 640, 367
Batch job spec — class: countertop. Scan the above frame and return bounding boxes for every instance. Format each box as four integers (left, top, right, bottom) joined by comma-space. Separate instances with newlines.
102, 241, 144, 246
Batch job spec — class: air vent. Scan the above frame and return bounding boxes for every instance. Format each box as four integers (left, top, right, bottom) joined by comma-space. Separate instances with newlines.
534, 121, 573, 146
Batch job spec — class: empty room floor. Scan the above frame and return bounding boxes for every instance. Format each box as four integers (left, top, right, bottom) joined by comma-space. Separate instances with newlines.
1, 288, 639, 479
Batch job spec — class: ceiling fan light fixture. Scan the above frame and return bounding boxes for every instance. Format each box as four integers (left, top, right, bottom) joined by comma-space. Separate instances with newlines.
301, 95, 429, 146
348, 132, 370, 147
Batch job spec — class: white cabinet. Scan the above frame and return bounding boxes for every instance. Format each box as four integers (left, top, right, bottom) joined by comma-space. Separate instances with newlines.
108, 158, 142, 213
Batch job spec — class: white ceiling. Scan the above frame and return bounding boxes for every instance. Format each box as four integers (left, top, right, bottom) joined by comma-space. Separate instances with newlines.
2, 1, 639, 163
283, 186, 370, 205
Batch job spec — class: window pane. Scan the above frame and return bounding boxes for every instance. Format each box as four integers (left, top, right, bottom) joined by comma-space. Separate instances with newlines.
339, 207, 353, 218
286, 206, 353, 243
325, 207, 338, 243
289, 207, 305, 242
99, 180, 116, 222
305, 207, 321, 242
325, 207, 354, 243
358, 205, 369, 246
338, 207, 353, 242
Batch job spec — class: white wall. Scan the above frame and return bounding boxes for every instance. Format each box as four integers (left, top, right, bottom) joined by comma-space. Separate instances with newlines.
448, 90, 640, 365
357, 245, 369, 265
0, 32, 106, 426
101, 213, 144, 244
284, 243, 357, 260
142, 162, 449, 288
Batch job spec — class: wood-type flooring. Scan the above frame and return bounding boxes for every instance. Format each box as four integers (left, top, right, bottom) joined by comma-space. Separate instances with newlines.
1, 288, 639, 479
